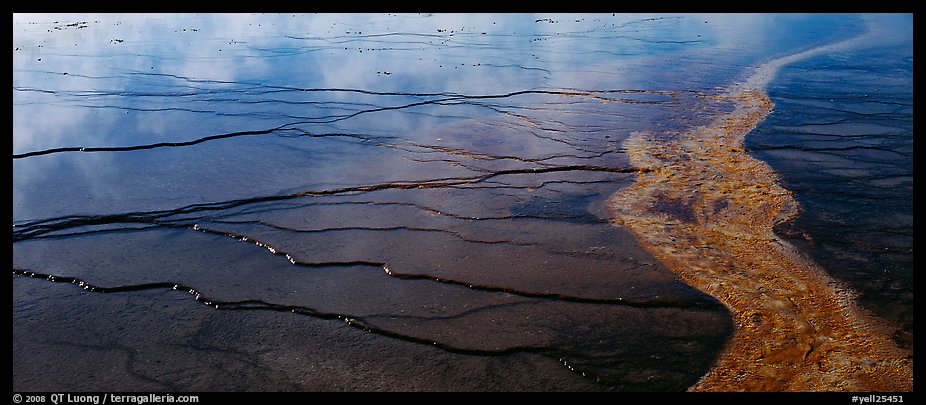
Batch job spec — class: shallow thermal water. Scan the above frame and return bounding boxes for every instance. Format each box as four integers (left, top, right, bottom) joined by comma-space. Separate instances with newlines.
12, 13, 912, 391
745, 22, 914, 350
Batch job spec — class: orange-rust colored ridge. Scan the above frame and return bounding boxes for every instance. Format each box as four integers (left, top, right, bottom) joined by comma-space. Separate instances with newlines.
607, 85, 913, 391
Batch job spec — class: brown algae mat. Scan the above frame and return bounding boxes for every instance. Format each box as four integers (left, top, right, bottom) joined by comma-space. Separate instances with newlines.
608, 79, 913, 391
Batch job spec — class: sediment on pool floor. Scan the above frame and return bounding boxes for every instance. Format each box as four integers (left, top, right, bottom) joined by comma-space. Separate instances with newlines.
608, 80, 912, 391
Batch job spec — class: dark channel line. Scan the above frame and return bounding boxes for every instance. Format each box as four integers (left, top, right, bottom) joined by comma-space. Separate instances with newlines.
11, 268, 549, 357
12, 164, 646, 241
11, 266, 627, 388
188, 223, 720, 310
12, 127, 396, 159
210, 200, 606, 224
11, 204, 610, 242
205, 219, 538, 247
12, 126, 287, 159
747, 143, 912, 157
12, 87, 688, 160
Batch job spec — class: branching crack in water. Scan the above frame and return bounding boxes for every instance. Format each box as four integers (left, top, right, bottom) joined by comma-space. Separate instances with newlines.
12, 87, 690, 159
12, 198, 615, 243
11, 268, 548, 357
184, 223, 719, 309
12, 149, 693, 390
749, 143, 912, 157
12, 264, 708, 390
11, 128, 398, 159
203, 219, 538, 247
12, 164, 641, 241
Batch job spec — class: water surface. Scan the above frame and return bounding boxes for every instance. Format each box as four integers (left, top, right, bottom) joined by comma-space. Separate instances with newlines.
12, 13, 910, 391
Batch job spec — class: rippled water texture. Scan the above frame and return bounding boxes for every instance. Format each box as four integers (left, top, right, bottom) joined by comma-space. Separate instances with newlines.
12, 13, 912, 391
747, 22, 914, 351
